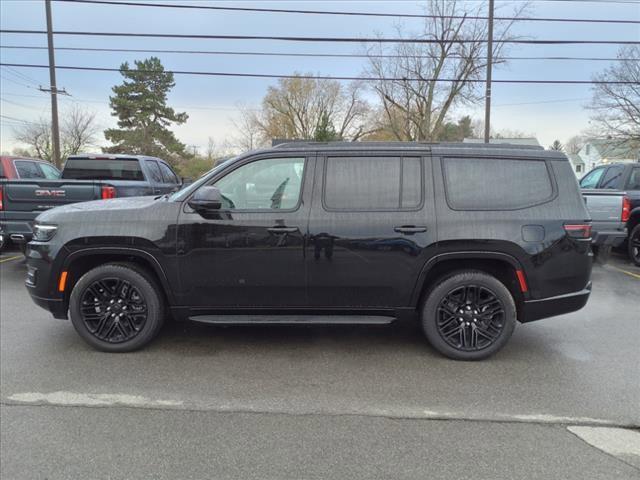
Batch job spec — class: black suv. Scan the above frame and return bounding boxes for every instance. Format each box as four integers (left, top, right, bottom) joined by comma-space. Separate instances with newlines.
25, 143, 593, 360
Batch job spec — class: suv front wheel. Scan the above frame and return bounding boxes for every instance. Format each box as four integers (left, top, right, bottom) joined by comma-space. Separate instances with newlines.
421, 271, 516, 360
69, 263, 165, 352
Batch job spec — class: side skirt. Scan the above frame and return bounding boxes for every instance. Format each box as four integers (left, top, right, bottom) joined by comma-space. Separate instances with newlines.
188, 314, 396, 325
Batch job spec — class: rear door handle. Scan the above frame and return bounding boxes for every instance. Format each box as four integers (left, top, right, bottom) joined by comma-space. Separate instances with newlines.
394, 225, 427, 234
267, 226, 299, 234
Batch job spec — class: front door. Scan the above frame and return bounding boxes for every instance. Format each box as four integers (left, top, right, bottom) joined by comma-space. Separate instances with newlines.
306, 153, 437, 308
177, 154, 313, 307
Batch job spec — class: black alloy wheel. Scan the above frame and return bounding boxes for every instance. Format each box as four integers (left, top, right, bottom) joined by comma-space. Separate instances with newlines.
69, 263, 165, 352
421, 270, 516, 360
436, 285, 506, 352
80, 278, 148, 343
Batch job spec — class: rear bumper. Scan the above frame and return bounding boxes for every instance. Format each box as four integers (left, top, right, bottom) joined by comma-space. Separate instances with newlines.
520, 282, 592, 323
0, 220, 34, 244
591, 221, 626, 248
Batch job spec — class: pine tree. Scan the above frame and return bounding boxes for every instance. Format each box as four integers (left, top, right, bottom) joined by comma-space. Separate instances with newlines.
313, 112, 340, 141
549, 140, 564, 151
104, 57, 188, 162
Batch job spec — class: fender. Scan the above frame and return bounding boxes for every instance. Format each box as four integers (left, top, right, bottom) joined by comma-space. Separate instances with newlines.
409, 250, 526, 306
61, 246, 176, 304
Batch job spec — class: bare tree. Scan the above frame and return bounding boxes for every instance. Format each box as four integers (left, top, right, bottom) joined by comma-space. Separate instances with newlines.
565, 135, 586, 154
364, 0, 527, 141
588, 45, 640, 144
231, 106, 266, 151
237, 75, 372, 145
12, 105, 99, 166
62, 105, 100, 158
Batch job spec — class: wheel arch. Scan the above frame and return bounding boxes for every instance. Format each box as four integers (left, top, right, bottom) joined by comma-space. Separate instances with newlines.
61, 247, 175, 308
411, 251, 527, 320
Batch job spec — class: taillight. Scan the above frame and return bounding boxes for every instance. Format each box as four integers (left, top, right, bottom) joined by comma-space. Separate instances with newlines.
622, 196, 631, 223
564, 223, 592, 238
101, 186, 116, 199
0, 185, 3, 210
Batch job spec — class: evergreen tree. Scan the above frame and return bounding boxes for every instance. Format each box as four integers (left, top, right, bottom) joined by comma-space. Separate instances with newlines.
104, 57, 188, 162
549, 140, 564, 151
314, 112, 340, 141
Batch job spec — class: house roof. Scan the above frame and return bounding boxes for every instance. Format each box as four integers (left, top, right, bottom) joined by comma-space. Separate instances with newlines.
567, 153, 585, 165
462, 137, 541, 147
588, 139, 640, 160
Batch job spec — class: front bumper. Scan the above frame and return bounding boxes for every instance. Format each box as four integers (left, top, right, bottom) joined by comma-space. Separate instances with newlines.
25, 242, 68, 319
520, 282, 592, 323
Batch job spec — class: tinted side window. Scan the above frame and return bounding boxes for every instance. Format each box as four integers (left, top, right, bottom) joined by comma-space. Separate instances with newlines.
628, 168, 640, 190
442, 157, 554, 210
145, 160, 163, 183
214, 157, 305, 210
15, 160, 45, 179
580, 167, 605, 188
599, 165, 624, 189
324, 156, 422, 210
158, 162, 178, 184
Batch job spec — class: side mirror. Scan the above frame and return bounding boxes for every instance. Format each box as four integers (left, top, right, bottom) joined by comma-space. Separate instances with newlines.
188, 186, 222, 212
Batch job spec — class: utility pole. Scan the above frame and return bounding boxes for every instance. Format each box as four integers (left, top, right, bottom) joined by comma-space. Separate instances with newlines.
483, 0, 494, 144
45, 0, 61, 167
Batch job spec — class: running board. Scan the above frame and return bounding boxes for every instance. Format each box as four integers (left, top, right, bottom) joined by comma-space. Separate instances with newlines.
188, 315, 396, 325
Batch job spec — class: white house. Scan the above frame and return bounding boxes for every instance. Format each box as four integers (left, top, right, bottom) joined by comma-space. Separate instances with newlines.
567, 153, 586, 176
578, 140, 639, 172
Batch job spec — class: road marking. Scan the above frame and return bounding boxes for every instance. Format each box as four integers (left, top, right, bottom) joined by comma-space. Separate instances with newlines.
3, 391, 633, 429
568, 426, 640, 468
7, 391, 183, 408
608, 265, 640, 280
0, 255, 23, 264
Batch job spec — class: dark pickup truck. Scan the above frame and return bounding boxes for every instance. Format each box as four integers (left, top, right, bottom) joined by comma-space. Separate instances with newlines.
0, 154, 182, 252
580, 162, 640, 265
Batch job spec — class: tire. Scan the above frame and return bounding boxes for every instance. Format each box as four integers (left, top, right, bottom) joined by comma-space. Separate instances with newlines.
420, 270, 516, 361
593, 245, 611, 265
628, 224, 640, 267
69, 263, 165, 352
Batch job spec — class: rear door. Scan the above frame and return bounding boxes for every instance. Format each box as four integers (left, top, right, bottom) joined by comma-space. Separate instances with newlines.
306, 151, 437, 308
144, 160, 164, 195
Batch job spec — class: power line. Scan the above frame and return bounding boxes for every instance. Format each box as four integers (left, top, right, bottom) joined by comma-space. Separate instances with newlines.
0, 45, 633, 62
2, 62, 637, 84
52, 0, 640, 24
2, 29, 639, 45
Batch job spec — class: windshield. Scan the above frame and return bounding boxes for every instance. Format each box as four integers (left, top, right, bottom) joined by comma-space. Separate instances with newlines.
169, 156, 239, 201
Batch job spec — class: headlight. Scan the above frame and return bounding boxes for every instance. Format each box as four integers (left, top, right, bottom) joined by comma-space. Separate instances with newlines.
32, 224, 57, 242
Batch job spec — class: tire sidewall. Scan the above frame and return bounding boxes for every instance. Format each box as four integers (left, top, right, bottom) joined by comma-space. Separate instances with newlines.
629, 224, 640, 267
421, 271, 517, 361
69, 264, 163, 352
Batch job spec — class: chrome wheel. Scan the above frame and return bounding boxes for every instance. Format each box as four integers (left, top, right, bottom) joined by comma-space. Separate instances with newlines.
436, 285, 506, 351
80, 278, 148, 343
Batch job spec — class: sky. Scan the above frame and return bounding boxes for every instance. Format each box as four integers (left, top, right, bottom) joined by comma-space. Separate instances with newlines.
1, 0, 639, 154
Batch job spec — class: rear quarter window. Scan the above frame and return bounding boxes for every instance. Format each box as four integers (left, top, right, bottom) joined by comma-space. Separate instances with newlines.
442, 157, 555, 211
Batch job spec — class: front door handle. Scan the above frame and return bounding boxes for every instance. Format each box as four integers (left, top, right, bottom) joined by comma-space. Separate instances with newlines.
394, 225, 427, 234
267, 226, 299, 234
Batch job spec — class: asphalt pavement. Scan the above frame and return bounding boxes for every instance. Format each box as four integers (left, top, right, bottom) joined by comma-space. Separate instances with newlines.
1, 249, 639, 479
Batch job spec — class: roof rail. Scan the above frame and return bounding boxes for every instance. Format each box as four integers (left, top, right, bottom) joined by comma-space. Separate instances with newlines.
272, 140, 543, 150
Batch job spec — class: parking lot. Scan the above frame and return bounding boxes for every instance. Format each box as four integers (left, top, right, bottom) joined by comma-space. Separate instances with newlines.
1, 248, 639, 479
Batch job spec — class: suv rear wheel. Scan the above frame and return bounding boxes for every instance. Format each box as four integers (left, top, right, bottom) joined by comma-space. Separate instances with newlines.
421, 271, 516, 360
628, 224, 640, 267
69, 263, 165, 352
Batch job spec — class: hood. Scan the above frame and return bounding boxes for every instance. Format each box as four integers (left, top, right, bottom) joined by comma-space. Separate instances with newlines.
36, 195, 160, 223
